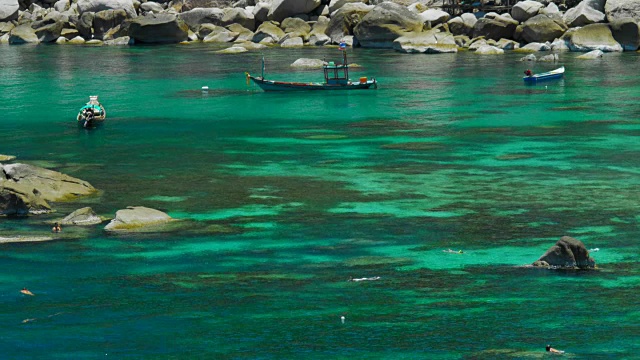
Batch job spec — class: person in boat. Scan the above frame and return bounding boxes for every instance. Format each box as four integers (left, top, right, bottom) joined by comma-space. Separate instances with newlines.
524, 69, 533, 77
546, 344, 565, 354
52, 222, 61, 233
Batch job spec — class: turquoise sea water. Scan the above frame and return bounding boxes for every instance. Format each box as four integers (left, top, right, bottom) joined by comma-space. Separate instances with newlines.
1, 44, 640, 358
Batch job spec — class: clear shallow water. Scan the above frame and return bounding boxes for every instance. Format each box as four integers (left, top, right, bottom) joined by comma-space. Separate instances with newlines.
1, 44, 640, 359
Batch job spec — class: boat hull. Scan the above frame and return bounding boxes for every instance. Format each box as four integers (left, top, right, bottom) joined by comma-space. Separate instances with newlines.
249, 76, 377, 91
523, 67, 565, 83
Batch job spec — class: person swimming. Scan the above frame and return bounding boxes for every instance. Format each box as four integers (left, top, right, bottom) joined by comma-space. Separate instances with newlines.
546, 344, 565, 354
348, 276, 380, 282
21, 288, 34, 296
443, 249, 463, 254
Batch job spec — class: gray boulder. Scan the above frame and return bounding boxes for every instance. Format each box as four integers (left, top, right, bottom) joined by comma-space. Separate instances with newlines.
8, 24, 39, 43
474, 44, 504, 54
0, 163, 96, 215
291, 57, 326, 68
252, 1, 269, 23
308, 16, 330, 45
605, 0, 640, 23
77, 0, 136, 19
520, 14, 567, 44
268, 0, 321, 23
222, 7, 255, 31
325, 2, 373, 43
566, 23, 623, 52
447, 13, 476, 37
178, 7, 225, 32
202, 25, 237, 42
281, 17, 311, 40
576, 49, 604, 58
226, 23, 253, 42
140, 2, 164, 13
472, 14, 518, 41
104, 206, 174, 232
182, 0, 233, 11
353, 2, 423, 48
252, 20, 285, 43
563, 0, 606, 27
279, 35, 304, 47
329, 0, 366, 14
92, 9, 127, 40
419, 9, 449, 27
610, 17, 640, 51
0, 0, 19, 22
511, 0, 544, 22
533, 236, 596, 269
129, 13, 189, 43
59, 207, 103, 226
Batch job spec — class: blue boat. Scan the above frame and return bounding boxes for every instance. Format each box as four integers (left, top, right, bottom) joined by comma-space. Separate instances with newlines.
523, 66, 565, 83
246, 47, 377, 91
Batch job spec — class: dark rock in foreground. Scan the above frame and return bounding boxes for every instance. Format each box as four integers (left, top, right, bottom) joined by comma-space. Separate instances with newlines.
533, 236, 596, 269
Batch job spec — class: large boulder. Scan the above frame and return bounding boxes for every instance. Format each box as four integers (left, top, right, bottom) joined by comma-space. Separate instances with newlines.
104, 206, 174, 232
32, 11, 68, 42
511, 0, 544, 23
221, 7, 255, 31
8, 24, 39, 43
533, 236, 596, 269
563, 0, 606, 27
520, 14, 567, 44
447, 13, 476, 37
77, 0, 136, 19
309, 15, 331, 45
565, 23, 623, 52
76, 12, 94, 39
202, 25, 237, 42
419, 9, 449, 27
182, 0, 235, 11
128, 13, 189, 43
605, 0, 640, 23
178, 7, 225, 32
353, 2, 423, 48
329, 0, 366, 14
0, 163, 96, 215
281, 17, 311, 40
325, 2, 373, 43
92, 9, 128, 40
0, 0, 19, 22
252, 20, 285, 43
609, 17, 640, 51
59, 207, 103, 226
472, 13, 518, 41
267, 0, 321, 23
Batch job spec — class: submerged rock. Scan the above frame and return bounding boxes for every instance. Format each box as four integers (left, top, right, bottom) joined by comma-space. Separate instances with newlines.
59, 207, 103, 226
533, 236, 596, 269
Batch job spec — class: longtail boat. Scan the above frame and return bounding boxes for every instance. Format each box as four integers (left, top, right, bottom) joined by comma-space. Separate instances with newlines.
523, 66, 565, 84
77, 95, 106, 128
245, 44, 377, 91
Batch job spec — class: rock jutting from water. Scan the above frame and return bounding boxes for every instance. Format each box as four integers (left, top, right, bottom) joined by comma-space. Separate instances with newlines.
1, 0, 639, 54
0, 162, 97, 216
533, 236, 597, 269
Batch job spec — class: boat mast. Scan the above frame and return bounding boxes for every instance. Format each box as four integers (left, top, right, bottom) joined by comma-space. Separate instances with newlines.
340, 40, 349, 80
261, 55, 265, 79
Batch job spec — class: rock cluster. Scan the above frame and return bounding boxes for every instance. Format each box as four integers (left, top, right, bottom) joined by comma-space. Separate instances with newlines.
0, 0, 638, 53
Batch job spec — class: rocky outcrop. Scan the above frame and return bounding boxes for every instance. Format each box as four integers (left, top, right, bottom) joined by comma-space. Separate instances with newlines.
178, 7, 225, 31
565, 23, 623, 52
576, 49, 604, 58
104, 206, 174, 232
353, 2, 423, 48
92, 9, 128, 40
533, 236, 596, 269
447, 13, 476, 37
221, 7, 255, 31
0, 163, 96, 215
252, 20, 285, 43
59, 206, 103, 226
291, 57, 326, 68
419, 9, 449, 27
128, 13, 189, 43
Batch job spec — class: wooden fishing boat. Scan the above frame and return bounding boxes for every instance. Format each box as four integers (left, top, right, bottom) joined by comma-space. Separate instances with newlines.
523, 66, 565, 83
77, 95, 106, 128
245, 45, 377, 91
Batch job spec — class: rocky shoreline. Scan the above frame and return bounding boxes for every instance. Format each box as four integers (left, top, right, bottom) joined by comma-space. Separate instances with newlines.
0, 0, 638, 54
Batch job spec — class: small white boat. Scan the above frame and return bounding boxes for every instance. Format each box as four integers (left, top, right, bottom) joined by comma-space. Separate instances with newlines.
77, 95, 106, 128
